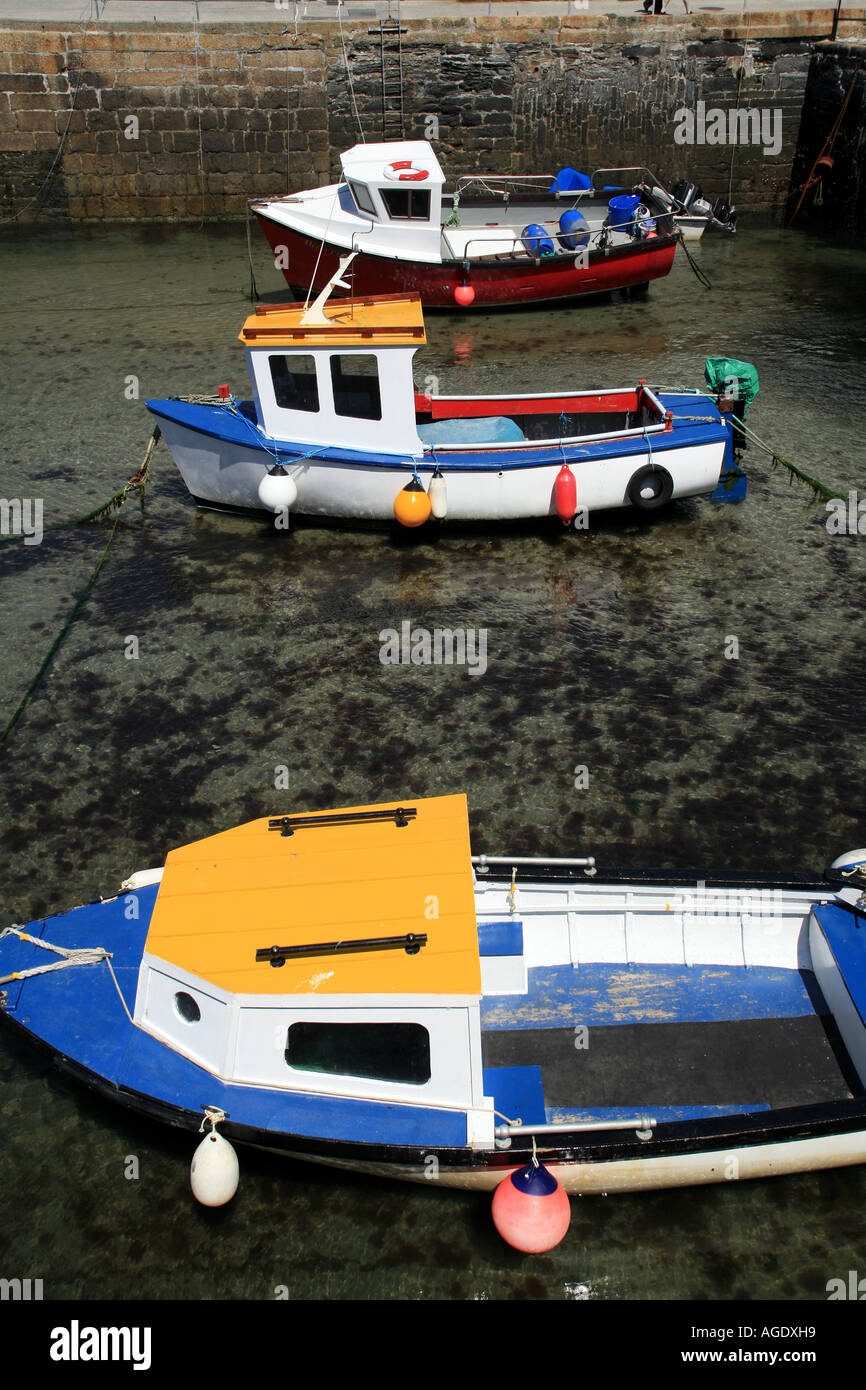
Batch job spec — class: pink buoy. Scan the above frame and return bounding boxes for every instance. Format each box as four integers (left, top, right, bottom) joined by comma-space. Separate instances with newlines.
491, 1160, 571, 1253
454, 284, 476, 307
554, 463, 577, 524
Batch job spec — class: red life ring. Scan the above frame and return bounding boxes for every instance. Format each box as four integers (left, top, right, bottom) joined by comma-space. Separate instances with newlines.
385, 160, 429, 183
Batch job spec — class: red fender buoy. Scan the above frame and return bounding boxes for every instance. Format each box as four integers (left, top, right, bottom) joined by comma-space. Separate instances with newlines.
554, 463, 577, 524
454, 284, 476, 307
492, 1160, 571, 1253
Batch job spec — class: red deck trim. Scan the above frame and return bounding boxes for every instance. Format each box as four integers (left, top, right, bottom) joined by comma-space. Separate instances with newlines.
427, 391, 640, 420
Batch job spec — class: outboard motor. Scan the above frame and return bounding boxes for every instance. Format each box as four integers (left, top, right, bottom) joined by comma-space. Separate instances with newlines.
705, 357, 759, 455
712, 196, 738, 232
671, 180, 702, 212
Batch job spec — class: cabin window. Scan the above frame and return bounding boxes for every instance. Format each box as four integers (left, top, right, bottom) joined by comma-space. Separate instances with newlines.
348, 180, 377, 217
330, 354, 382, 421
174, 992, 201, 1024
285, 1022, 431, 1085
269, 354, 319, 413
381, 188, 431, 221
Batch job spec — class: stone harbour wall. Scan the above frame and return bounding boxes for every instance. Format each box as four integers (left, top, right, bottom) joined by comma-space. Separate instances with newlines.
0, 12, 864, 223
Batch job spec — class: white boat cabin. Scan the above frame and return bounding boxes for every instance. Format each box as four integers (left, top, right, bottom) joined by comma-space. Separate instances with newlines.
132, 795, 495, 1145
239, 293, 428, 457
336, 141, 446, 263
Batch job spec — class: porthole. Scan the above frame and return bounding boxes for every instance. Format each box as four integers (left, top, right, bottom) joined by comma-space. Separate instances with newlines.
174, 991, 201, 1024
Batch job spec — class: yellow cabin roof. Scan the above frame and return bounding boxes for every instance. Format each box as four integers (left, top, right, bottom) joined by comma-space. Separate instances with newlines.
238, 294, 427, 350
144, 794, 480, 997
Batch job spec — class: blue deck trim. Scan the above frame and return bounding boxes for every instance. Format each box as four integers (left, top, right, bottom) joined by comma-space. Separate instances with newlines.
481, 962, 819, 1031
146, 393, 728, 475
1, 893, 467, 1148
482, 1065, 546, 1125
478, 919, 524, 958
814, 901, 866, 1025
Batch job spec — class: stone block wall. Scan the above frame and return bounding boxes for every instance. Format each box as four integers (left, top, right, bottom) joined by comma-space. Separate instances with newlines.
0, 11, 863, 223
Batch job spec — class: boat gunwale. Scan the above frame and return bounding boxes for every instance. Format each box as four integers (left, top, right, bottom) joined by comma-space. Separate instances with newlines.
145, 399, 726, 469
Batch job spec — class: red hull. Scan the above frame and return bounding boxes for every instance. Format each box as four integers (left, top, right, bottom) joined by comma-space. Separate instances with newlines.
255, 213, 677, 310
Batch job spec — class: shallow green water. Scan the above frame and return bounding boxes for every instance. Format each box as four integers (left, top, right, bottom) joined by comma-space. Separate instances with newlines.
1, 222, 865, 1302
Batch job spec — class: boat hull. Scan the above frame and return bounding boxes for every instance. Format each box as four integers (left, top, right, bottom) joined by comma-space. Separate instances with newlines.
146, 399, 728, 523
4, 862, 866, 1197
255, 212, 677, 309
4, 1007, 866, 1195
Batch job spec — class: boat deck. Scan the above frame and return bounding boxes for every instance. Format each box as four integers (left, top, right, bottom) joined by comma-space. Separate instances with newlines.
441, 195, 672, 263
480, 962, 859, 1127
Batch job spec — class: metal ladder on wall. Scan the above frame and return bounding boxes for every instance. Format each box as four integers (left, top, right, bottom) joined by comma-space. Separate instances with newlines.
370, 4, 406, 142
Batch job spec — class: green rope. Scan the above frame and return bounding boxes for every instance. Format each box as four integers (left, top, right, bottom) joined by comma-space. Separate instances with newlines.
0, 427, 160, 543
733, 417, 842, 504
0, 428, 160, 749
0, 508, 123, 749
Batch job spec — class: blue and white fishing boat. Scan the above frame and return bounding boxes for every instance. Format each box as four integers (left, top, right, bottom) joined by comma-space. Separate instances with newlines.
3, 794, 866, 1197
145, 259, 743, 528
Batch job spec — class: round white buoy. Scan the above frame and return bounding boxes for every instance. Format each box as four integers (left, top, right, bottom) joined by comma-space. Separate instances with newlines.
257, 464, 298, 513
190, 1129, 239, 1207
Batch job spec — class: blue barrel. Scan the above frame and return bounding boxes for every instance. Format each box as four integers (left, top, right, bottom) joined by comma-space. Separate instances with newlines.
558, 209, 590, 250
608, 194, 642, 232
521, 223, 555, 257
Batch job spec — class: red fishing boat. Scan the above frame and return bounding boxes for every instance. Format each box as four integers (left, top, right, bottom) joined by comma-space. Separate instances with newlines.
251, 141, 679, 311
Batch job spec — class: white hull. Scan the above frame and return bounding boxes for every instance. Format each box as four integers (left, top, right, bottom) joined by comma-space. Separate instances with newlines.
266, 1127, 866, 1194
675, 215, 708, 242
157, 417, 726, 523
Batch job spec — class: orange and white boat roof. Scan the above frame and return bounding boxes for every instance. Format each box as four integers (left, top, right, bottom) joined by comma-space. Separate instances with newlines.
144, 794, 480, 998
238, 293, 426, 350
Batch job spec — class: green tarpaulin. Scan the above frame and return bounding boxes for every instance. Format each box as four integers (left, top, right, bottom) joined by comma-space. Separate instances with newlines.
704, 357, 759, 409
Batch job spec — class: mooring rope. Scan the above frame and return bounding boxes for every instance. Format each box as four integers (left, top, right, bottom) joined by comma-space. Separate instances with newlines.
675, 230, 712, 289
0, 924, 137, 1022
732, 417, 842, 503
245, 203, 261, 303
0, 926, 110, 985
338, 0, 366, 143
0, 430, 160, 750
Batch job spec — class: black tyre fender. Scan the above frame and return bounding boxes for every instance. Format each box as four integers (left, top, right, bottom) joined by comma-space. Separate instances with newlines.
626, 464, 674, 510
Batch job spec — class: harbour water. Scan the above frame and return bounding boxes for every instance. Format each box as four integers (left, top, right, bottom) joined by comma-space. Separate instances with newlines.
1, 221, 865, 1302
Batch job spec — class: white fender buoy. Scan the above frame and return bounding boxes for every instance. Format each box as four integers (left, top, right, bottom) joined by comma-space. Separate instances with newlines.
828, 849, 866, 907
830, 850, 866, 874
191, 1126, 239, 1207
429, 468, 448, 520
258, 464, 298, 513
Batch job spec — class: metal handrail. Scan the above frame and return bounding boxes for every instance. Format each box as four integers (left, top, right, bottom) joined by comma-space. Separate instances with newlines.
454, 226, 609, 262
454, 173, 563, 195
590, 166, 665, 193
495, 1117, 656, 1138
473, 855, 596, 872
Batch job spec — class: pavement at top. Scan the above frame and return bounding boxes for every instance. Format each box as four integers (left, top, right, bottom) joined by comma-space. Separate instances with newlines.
0, 0, 859, 26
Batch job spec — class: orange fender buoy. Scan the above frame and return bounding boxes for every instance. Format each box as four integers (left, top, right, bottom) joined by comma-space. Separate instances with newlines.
554, 463, 577, 524
454, 284, 476, 307
394, 474, 432, 528
492, 1160, 571, 1253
